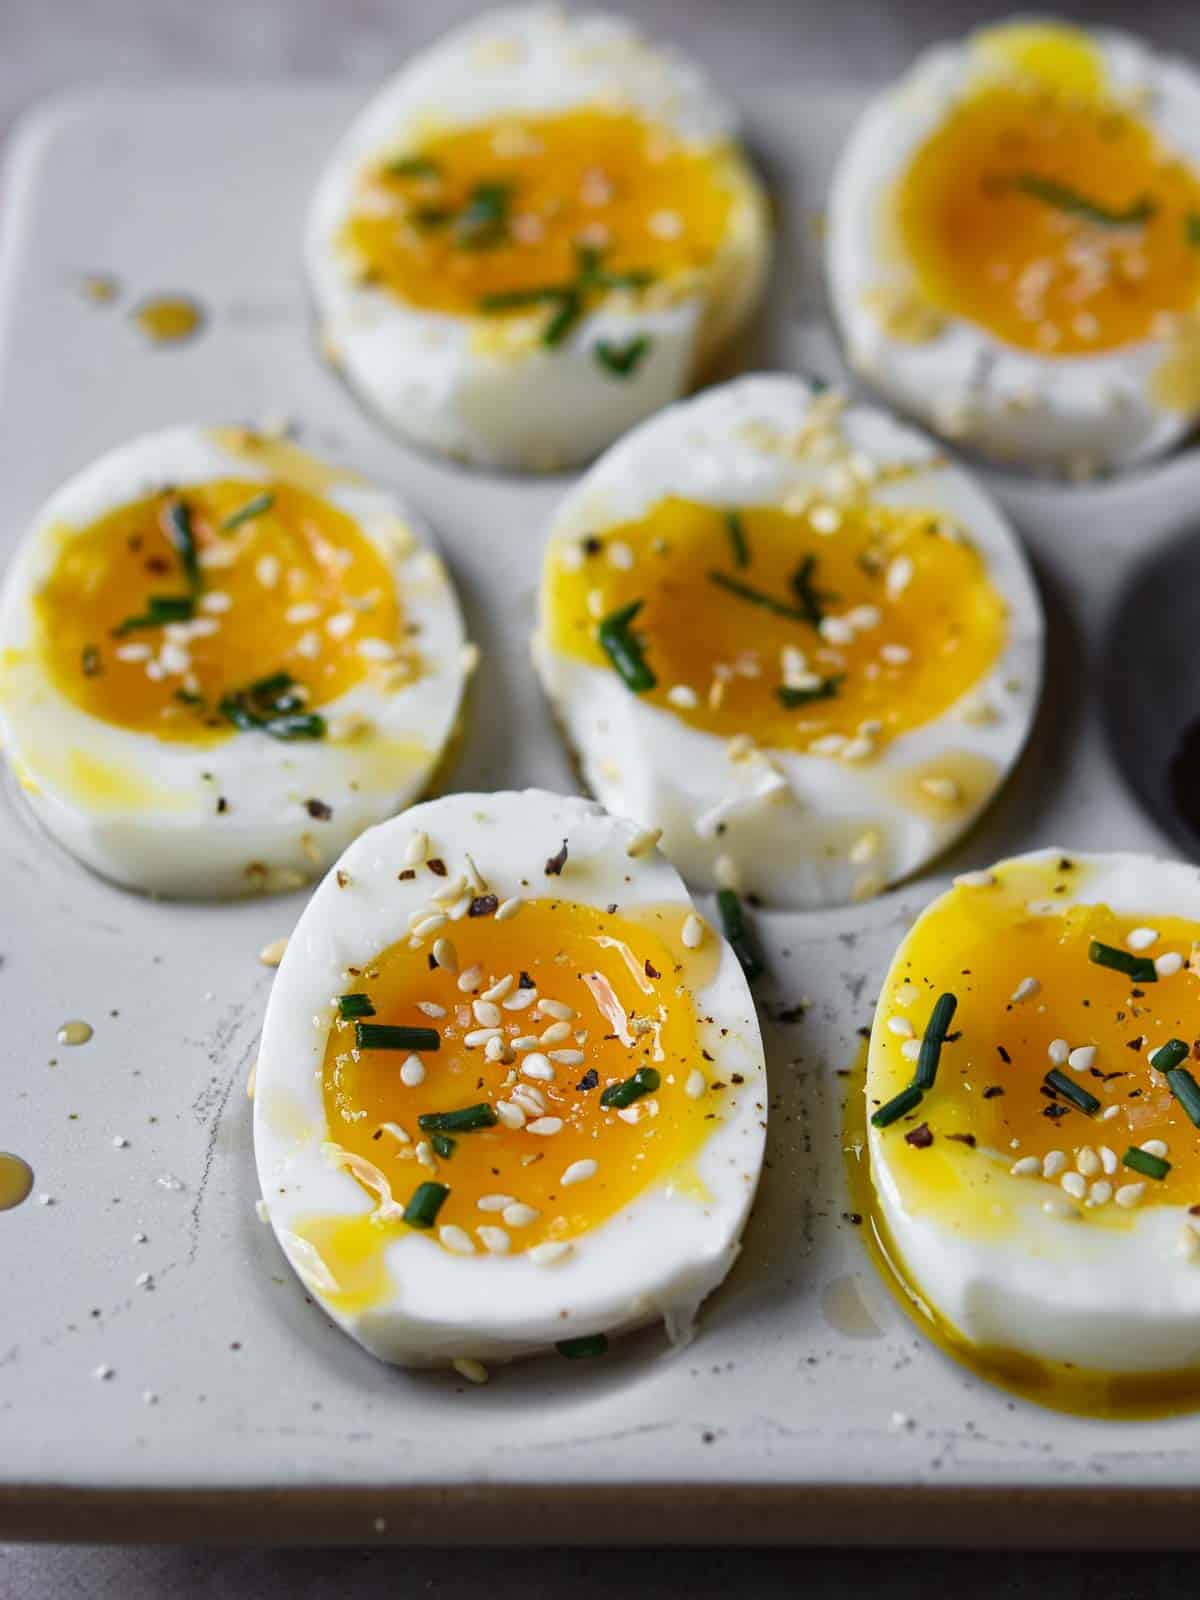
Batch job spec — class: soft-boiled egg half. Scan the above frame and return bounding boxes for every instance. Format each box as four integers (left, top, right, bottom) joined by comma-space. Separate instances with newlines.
866, 849, 1200, 1406
306, 5, 770, 471
828, 20, 1200, 474
253, 788, 765, 1369
0, 426, 471, 898
534, 375, 1042, 909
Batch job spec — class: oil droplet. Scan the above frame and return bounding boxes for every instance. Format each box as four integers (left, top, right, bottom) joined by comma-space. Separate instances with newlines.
820, 1272, 885, 1340
132, 294, 205, 345
57, 1019, 93, 1046
0, 1153, 34, 1211
80, 273, 120, 304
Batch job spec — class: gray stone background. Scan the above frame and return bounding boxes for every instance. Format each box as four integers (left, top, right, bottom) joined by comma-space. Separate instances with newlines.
2, 0, 1200, 1593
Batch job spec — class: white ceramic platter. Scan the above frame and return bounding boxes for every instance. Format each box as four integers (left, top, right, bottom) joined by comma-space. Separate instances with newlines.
3, 83, 1200, 1546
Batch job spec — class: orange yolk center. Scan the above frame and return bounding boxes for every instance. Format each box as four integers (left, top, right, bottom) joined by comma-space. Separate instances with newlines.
36, 479, 400, 744
342, 106, 739, 320
872, 860, 1200, 1211
322, 895, 722, 1254
897, 82, 1200, 356
543, 495, 1006, 750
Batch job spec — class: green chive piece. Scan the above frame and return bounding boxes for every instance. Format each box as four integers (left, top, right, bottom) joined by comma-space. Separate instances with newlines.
431, 1133, 457, 1160
716, 889, 764, 982
1151, 1038, 1190, 1074
542, 289, 582, 347
1122, 1146, 1171, 1181
790, 555, 828, 627
112, 593, 195, 635
219, 671, 327, 742
724, 510, 750, 569
1165, 1064, 1200, 1128
478, 285, 572, 312
914, 992, 958, 1091
386, 156, 441, 179
1044, 1068, 1100, 1116
556, 1333, 609, 1359
1088, 940, 1157, 982
593, 335, 650, 377
600, 1067, 661, 1110
455, 181, 511, 248
417, 1103, 498, 1133
164, 499, 201, 593
1187, 212, 1200, 247
871, 1083, 924, 1129
355, 1023, 441, 1052
81, 644, 101, 677
220, 491, 274, 531
337, 993, 375, 1021
706, 569, 814, 624
403, 1181, 448, 1228
1014, 174, 1156, 227
776, 675, 844, 709
598, 599, 656, 693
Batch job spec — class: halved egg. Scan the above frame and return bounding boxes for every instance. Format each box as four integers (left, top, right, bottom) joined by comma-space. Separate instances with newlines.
828, 20, 1200, 473
306, 5, 770, 470
252, 788, 765, 1369
534, 375, 1042, 908
866, 849, 1200, 1409
0, 426, 471, 897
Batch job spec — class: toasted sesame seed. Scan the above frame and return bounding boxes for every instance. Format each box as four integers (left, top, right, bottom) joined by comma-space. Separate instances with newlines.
411, 911, 447, 941
539, 1021, 572, 1046
416, 1001, 446, 1019
1042, 1196, 1078, 1219
1098, 1145, 1118, 1175
1012, 977, 1041, 1004
626, 826, 663, 859
484, 1035, 512, 1064
503, 988, 537, 1012
561, 1159, 598, 1187
478, 1194, 515, 1212
537, 998, 575, 1022
1010, 1156, 1040, 1176
548, 1049, 585, 1066
1068, 1045, 1096, 1072
400, 1055, 425, 1088
527, 1116, 564, 1136
1155, 952, 1184, 978
464, 1027, 502, 1049
850, 831, 880, 867
432, 937, 459, 973
887, 1016, 914, 1039
1089, 1180, 1113, 1206
512, 1083, 546, 1111
1042, 1150, 1067, 1178
404, 830, 429, 867
667, 685, 699, 709
482, 974, 514, 1003
452, 1358, 488, 1384
439, 1225, 475, 1255
685, 1069, 706, 1099
521, 1055, 555, 1082
616, 1105, 643, 1124
1142, 1138, 1169, 1159
495, 897, 522, 922
900, 1038, 922, 1061
380, 1122, 410, 1144
457, 964, 483, 993
1076, 1147, 1100, 1177
1115, 1182, 1146, 1208
477, 1226, 511, 1255
415, 1140, 435, 1169
258, 936, 289, 967
886, 555, 914, 598
920, 775, 961, 804
682, 913, 705, 950
1048, 1038, 1069, 1065
512, 1035, 540, 1052
502, 1202, 539, 1227
473, 999, 502, 1028
1061, 1172, 1087, 1199
1100, 1104, 1121, 1121
1126, 927, 1158, 951
529, 1241, 572, 1267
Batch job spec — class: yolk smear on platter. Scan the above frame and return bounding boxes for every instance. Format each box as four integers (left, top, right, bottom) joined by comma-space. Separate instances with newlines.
544, 495, 1006, 750
36, 479, 402, 744
869, 857, 1200, 1219
321, 896, 722, 1255
342, 106, 743, 321
896, 79, 1200, 356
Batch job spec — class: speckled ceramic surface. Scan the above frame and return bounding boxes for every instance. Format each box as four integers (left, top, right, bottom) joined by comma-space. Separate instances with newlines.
4, 83, 1200, 1543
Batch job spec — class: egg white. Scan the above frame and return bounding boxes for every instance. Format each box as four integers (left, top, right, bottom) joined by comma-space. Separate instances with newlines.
827, 24, 1200, 473
868, 848, 1200, 1374
252, 788, 766, 1369
0, 426, 471, 899
533, 374, 1043, 910
305, 4, 770, 471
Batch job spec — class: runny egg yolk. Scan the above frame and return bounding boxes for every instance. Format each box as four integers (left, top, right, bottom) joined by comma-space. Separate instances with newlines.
896, 76, 1200, 357
543, 496, 1006, 750
872, 859, 1200, 1217
322, 896, 723, 1255
342, 107, 741, 320
36, 480, 401, 743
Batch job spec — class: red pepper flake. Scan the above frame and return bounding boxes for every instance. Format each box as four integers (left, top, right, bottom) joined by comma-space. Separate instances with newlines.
644, 959, 661, 980
426, 858, 447, 876
336, 870, 350, 889
946, 1132, 976, 1147
304, 797, 333, 821
576, 1068, 599, 1091
518, 970, 535, 989
216, 795, 229, 814
398, 869, 416, 880
982, 1085, 1004, 1099
469, 894, 499, 917
997, 1045, 1011, 1064
545, 838, 569, 876
905, 1122, 934, 1148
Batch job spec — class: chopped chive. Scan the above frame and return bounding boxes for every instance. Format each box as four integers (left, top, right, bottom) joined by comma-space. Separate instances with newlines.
1166, 1064, 1200, 1128
593, 335, 650, 377
431, 1133, 457, 1159
1122, 1146, 1171, 1181
478, 285, 572, 312
556, 1333, 609, 1359
914, 992, 958, 1091
871, 1083, 924, 1128
1014, 174, 1156, 227
776, 674, 844, 709
724, 510, 750, 568
411, 205, 454, 228
1187, 212, 1200, 247
112, 593, 195, 635
163, 498, 201, 593
790, 555, 829, 627
542, 289, 582, 347
403, 1181, 448, 1228
219, 670, 326, 742
1043, 1068, 1100, 1116
455, 181, 511, 248
600, 1067, 661, 1110
257, 712, 326, 741
174, 687, 204, 708
1151, 1038, 1190, 1074
706, 570, 813, 624
355, 1023, 440, 1052
386, 155, 441, 179
80, 644, 101, 677
1088, 940, 1157, 982
337, 993, 375, 1021
716, 888, 764, 982
597, 598, 656, 693
220, 491, 274, 531
417, 1103, 498, 1133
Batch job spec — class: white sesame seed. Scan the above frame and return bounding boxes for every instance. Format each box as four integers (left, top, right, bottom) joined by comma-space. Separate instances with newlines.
1068, 1045, 1096, 1072
358, 637, 395, 661
881, 643, 913, 666
473, 999, 502, 1028
920, 776, 961, 804
886, 554, 914, 598
512, 1084, 546, 1112
539, 1021, 572, 1046
484, 1036, 512, 1064
529, 1241, 572, 1267
536, 998, 575, 1023
404, 831, 429, 867
478, 1194, 515, 1212
682, 913, 705, 950
1042, 1196, 1078, 1219
1098, 1145, 1118, 1175
1011, 977, 1041, 1004
482, 974, 514, 1003
1061, 1172, 1087, 1199
285, 602, 320, 625
1126, 927, 1158, 951
432, 938, 458, 974
810, 504, 841, 535
899, 1038, 922, 1061
1115, 1183, 1146, 1209
1088, 1180, 1113, 1206
1076, 1147, 1100, 1177
380, 1122, 410, 1144
501, 1202, 539, 1228
1010, 1156, 1040, 1176
1043, 1150, 1067, 1178
415, 1140, 435, 1169
617, 1105, 643, 1124
399, 1055, 425, 1088
477, 1226, 511, 1254
495, 897, 522, 922
439, 1225, 475, 1255
887, 1016, 915, 1039
1048, 1038, 1069, 1065
1155, 952, 1184, 978
561, 1159, 598, 1187
527, 1116, 563, 1136
416, 1001, 446, 1018
259, 936, 289, 968
457, 964, 483, 993
625, 826, 663, 858
667, 685, 699, 709
452, 1358, 488, 1384
548, 1049, 584, 1067
606, 541, 634, 570
521, 1055, 555, 1083
850, 831, 879, 867
495, 1101, 527, 1130
411, 911, 447, 940
1141, 1138, 1169, 1159
464, 1028, 502, 1049
503, 988, 537, 1011
512, 1035, 540, 1052
1100, 1104, 1121, 1121
819, 615, 855, 646
685, 1069, 706, 1099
